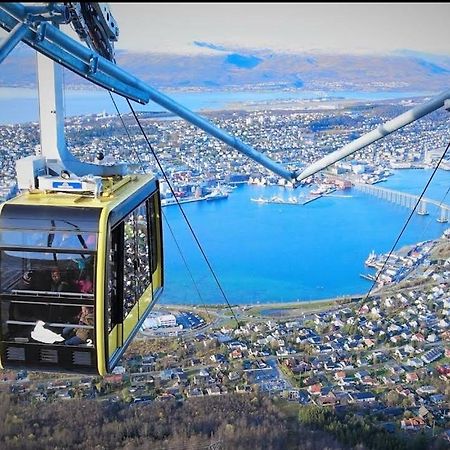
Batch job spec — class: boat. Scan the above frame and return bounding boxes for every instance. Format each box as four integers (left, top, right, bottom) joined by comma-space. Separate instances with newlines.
269, 196, 284, 203
360, 273, 377, 281
205, 187, 229, 201
310, 185, 327, 196
161, 187, 229, 207
161, 196, 203, 207
251, 197, 267, 203
365, 250, 377, 266
372, 177, 387, 184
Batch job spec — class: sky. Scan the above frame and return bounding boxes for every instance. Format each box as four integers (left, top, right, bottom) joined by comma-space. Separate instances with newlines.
107, 2, 450, 56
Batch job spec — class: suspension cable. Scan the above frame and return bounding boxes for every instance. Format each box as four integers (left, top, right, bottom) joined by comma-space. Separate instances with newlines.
162, 212, 211, 309
109, 93, 213, 322
108, 92, 145, 169
126, 98, 240, 328
362, 140, 450, 302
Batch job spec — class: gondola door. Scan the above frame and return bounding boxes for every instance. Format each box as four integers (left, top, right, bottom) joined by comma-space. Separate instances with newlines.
106, 222, 124, 366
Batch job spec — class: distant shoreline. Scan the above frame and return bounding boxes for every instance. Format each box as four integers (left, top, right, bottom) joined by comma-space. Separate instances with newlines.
0, 86, 435, 126
158, 294, 363, 311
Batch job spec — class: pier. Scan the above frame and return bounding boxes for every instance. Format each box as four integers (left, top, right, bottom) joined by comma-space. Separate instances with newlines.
353, 183, 450, 222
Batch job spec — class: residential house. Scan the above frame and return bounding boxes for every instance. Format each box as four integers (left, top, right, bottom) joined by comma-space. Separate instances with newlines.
349, 392, 376, 403
334, 371, 346, 381
307, 383, 322, 395
421, 347, 444, 364
406, 372, 419, 383
206, 385, 221, 396
411, 332, 425, 343
416, 385, 437, 396
338, 376, 356, 387
228, 371, 240, 382
401, 417, 426, 431
317, 392, 338, 407
406, 357, 424, 369
186, 387, 204, 398
429, 394, 445, 405
354, 370, 370, 381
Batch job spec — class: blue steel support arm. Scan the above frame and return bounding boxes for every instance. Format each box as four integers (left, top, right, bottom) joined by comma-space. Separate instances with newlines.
0, 20, 28, 63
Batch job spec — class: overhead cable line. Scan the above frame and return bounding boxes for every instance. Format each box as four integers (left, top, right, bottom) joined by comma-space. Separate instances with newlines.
125, 98, 240, 328
162, 214, 212, 314
362, 139, 450, 303
109, 92, 211, 318
108, 92, 145, 169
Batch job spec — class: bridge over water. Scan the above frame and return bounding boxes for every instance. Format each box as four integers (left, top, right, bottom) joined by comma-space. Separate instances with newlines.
353, 183, 449, 223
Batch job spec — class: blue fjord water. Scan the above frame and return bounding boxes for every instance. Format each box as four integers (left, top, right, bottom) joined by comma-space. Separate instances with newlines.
0, 87, 433, 125
160, 169, 449, 305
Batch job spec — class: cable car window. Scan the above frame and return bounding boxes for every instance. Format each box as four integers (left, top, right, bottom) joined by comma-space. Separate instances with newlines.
2, 299, 94, 348
0, 230, 97, 250
107, 224, 123, 332
107, 196, 156, 323
0, 249, 95, 348
0, 205, 101, 233
123, 210, 137, 317
135, 202, 150, 299
0, 250, 95, 295
148, 197, 158, 277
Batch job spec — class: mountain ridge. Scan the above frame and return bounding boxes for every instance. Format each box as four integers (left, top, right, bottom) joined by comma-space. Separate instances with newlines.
1, 44, 449, 92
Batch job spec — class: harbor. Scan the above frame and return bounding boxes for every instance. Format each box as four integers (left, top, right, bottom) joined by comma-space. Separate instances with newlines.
250, 187, 338, 206
161, 186, 230, 207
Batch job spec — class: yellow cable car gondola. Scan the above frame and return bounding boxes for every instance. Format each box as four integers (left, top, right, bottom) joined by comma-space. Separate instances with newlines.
0, 175, 163, 375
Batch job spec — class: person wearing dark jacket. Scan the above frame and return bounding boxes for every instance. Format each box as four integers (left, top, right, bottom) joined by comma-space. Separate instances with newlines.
50, 267, 69, 292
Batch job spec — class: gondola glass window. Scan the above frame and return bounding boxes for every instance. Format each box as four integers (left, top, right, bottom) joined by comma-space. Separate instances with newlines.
107, 198, 155, 329
0, 250, 95, 336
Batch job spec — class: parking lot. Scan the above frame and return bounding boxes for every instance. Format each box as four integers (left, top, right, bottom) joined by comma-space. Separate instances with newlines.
176, 311, 205, 330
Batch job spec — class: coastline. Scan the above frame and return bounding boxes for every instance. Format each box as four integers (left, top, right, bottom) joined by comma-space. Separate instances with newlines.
0, 86, 434, 126
157, 293, 364, 316
157, 232, 450, 319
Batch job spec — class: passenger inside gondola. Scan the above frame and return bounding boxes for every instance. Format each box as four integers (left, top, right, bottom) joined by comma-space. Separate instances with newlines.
3, 255, 94, 342
49, 267, 70, 292
76, 273, 93, 294
17, 270, 33, 290
63, 305, 94, 346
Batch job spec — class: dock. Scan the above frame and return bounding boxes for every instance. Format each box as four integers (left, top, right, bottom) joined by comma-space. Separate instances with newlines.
360, 273, 377, 281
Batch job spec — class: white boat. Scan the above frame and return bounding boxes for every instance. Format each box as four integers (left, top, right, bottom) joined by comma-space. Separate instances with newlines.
269, 196, 284, 203
206, 191, 228, 201
251, 197, 267, 203
310, 185, 327, 196
205, 186, 229, 201
365, 250, 377, 266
